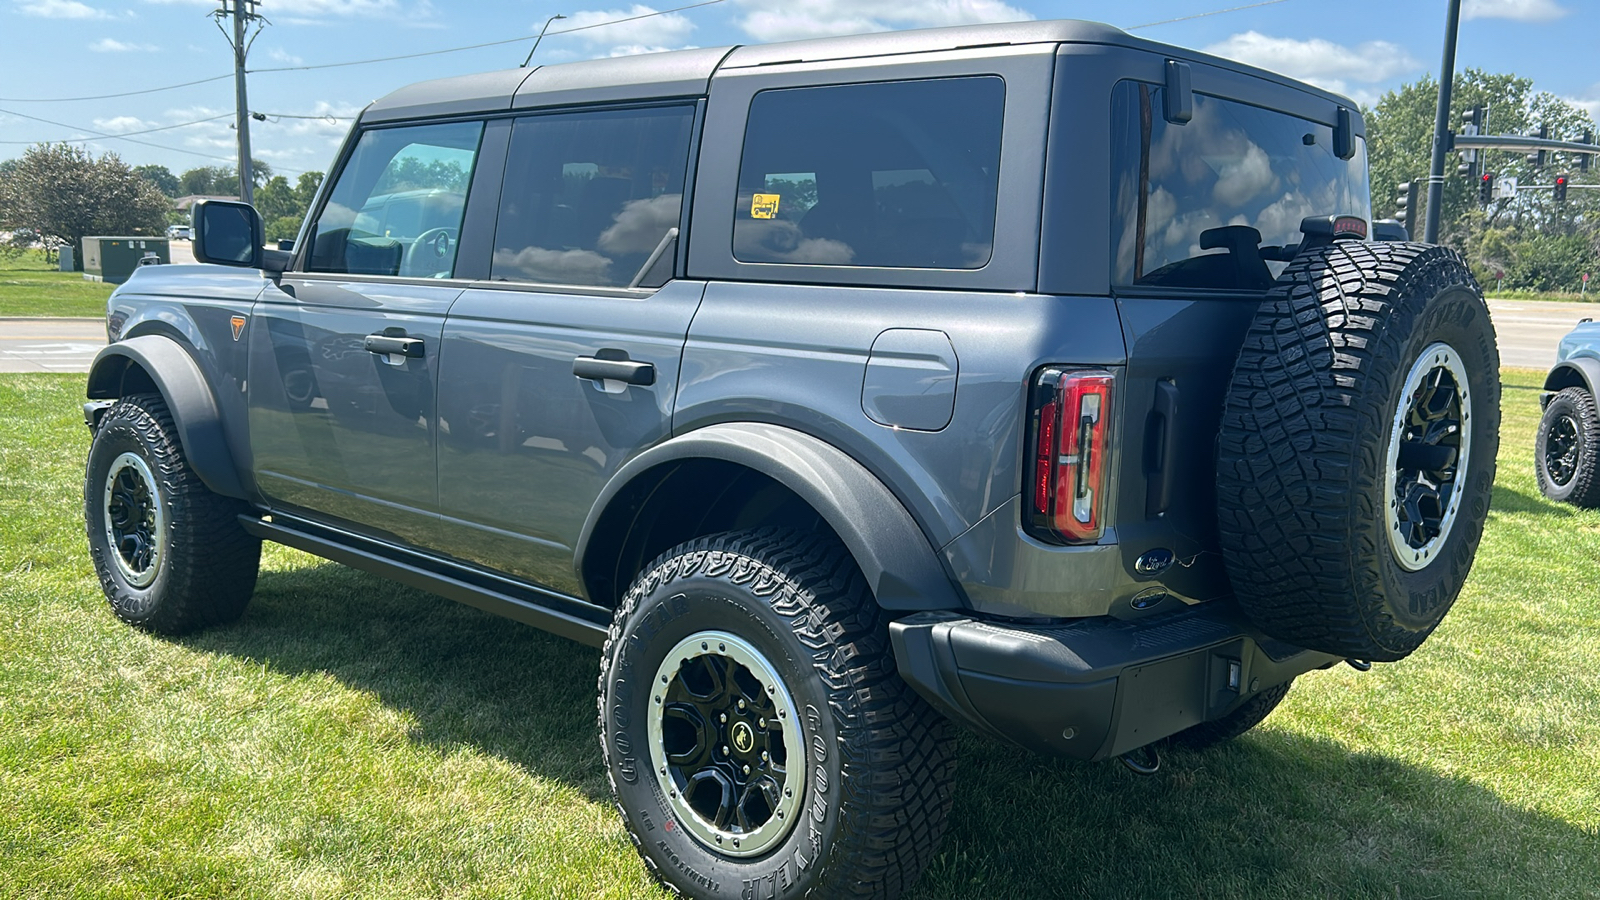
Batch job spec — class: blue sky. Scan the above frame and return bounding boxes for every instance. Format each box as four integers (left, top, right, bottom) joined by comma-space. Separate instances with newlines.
1, 0, 1592, 179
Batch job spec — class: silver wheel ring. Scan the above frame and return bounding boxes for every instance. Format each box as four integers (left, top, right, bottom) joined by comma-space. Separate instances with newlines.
646, 630, 805, 858
102, 451, 165, 589
1384, 342, 1472, 572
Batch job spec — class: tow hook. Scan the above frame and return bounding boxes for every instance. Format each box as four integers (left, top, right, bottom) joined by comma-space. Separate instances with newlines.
1119, 744, 1161, 776
1346, 659, 1374, 672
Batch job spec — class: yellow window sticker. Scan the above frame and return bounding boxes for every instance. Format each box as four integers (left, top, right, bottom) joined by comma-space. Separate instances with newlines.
750, 193, 780, 219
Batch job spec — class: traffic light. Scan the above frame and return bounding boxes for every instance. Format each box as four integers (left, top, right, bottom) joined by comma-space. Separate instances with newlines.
1395, 181, 1419, 231
1554, 174, 1569, 203
1457, 160, 1478, 180
1583, 131, 1593, 174
1480, 172, 1496, 204
1528, 124, 1550, 167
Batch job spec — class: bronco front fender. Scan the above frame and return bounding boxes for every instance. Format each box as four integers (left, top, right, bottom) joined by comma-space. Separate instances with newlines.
577, 422, 967, 612
86, 334, 247, 499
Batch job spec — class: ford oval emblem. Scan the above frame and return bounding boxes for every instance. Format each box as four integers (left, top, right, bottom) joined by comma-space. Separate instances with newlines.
1135, 548, 1175, 576
1131, 588, 1168, 610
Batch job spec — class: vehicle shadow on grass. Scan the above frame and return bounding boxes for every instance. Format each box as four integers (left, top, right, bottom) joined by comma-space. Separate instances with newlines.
1492, 482, 1575, 517
182, 559, 615, 802
185, 562, 1597, 899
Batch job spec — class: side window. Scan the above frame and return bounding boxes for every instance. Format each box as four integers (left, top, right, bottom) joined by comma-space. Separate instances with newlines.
308, 120, 484, 278
733, 77, 1004, 270
1109, 82, 1373, 290
491, 105, 695, 288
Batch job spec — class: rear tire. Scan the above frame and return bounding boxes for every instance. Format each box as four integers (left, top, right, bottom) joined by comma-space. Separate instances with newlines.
598, 528, 954, 900
1535, 386, 1600, 507
84, 393, 260, 634
1217, 242, 1500, 662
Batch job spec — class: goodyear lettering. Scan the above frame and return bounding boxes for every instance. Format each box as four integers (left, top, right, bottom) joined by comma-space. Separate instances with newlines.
657, 840, 719, 893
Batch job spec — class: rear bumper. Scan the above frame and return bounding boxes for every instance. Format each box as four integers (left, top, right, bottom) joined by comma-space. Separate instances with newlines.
889, 603, 1339, 761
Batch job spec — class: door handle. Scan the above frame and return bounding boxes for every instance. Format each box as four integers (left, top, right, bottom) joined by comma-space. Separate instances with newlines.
1145, 379, 1180, 518
364, 334, 424, 358
573, 355, 655, 386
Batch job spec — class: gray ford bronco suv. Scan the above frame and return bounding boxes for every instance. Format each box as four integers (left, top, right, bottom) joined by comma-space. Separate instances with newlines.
83, 19, 1500, 899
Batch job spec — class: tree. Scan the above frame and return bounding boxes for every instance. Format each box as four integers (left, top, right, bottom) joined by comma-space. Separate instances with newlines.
1366, 69, 1600, 291
0, 143, 168, 270
179, 165, 223, 196
294, 170, 323, 209
133, 164, 180, 198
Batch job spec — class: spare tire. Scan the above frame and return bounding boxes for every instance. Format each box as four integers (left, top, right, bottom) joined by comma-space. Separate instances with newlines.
1217, 242, 1499, 662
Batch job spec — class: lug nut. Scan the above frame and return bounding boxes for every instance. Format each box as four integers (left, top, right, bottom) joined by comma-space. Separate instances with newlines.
743, 765, 751, 775
758, 717, 766, 728
738, 699, 746, 710
720, 713, 727, 724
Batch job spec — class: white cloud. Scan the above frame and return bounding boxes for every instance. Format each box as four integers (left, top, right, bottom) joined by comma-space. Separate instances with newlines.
1463, 0, 1568, 22
732, 0, 1032, 43
89, 37, 158, 51
266, 46, 304, 65
1202, 32, 1420, 97
557, 5, 695, 49
18, 0, 112, 18
92, 115, 151, 132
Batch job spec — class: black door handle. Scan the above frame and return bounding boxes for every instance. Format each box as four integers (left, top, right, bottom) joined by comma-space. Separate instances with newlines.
1145, 379, 1180, 518
573, 355, 655, 386
364, 334, 424, 358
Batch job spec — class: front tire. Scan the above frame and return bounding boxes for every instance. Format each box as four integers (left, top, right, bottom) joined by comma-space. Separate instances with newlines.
1535, 386, 1600, 507
84, 393, 260, 634
598, 529, 954, 900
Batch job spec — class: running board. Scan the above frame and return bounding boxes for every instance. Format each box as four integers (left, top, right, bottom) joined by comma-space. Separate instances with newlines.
239, 514, 610, 647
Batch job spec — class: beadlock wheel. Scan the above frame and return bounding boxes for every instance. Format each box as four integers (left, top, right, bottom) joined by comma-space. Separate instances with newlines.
1384, 342, 1472, 572
102, 450, 166, 589
646, 630, 805, 858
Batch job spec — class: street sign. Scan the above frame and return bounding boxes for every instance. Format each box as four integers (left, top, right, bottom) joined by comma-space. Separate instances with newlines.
1494, 176, 1518, 200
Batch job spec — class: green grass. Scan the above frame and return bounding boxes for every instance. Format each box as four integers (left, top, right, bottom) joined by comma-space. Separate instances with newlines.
0, 250, 112, 317
2, 370, 1597, 898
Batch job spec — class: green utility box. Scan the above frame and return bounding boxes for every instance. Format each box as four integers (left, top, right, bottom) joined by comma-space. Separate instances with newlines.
82, 236, 170, 285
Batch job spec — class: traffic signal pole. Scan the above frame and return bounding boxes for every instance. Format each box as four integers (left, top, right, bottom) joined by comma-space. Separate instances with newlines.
1424, 0, 1462, 244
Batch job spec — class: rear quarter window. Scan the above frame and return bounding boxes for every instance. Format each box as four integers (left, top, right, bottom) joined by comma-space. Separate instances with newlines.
1110, 82, 1372, 291
733, 76, 1004, 270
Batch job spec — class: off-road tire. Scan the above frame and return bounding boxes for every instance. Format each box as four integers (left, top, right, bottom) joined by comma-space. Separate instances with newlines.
1217, 242, 1500, 662
1164, 680, 1292, 751
598, 528, 955, 900
1534, 386, 1600, 507
85, 393, 260, 634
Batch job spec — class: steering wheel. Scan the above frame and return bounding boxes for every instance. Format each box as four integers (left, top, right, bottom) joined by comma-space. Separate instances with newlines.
401, 227, 457, 277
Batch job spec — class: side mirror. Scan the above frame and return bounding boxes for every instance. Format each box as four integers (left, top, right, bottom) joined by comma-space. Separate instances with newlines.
192, 199, 264, 268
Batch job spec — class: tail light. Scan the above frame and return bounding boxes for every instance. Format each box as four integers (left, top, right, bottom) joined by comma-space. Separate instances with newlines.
1027, 368, 1114, 544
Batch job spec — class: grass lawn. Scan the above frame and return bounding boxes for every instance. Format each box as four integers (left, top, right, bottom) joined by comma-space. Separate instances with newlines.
1, 370, 1597, 898
1486, 290, 1597, 304
0, 250, 112, 317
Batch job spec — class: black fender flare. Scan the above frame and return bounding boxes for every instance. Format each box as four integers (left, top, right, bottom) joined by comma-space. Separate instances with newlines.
576, 422, 966, 611
1543, 357, 1600, 408
86, 335, 247, 499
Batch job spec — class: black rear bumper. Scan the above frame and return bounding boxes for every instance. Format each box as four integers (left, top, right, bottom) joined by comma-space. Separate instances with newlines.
888, 603, 1339, 761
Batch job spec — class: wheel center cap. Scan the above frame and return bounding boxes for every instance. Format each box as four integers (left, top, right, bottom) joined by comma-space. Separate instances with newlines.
731, 720, 754, 754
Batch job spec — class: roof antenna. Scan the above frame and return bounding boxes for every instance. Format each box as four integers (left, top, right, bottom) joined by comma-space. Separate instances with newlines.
524, 13, 566, 67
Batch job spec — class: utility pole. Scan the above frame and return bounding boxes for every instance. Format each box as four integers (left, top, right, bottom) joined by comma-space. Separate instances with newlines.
1424, 0, 1462, 244
214, 0, 265, 206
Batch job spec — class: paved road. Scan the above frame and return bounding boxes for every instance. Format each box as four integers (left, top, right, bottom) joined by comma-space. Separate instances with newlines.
0, 318, 107, 373
1486, 299, 1595, 370
1, 284, 1593, 374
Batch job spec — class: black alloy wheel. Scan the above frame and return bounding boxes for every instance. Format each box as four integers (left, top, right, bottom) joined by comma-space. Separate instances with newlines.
1535, 386, 1600, 507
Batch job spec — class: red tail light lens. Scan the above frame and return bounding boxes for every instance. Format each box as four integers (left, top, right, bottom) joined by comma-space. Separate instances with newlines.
1027, 368, 1114, 544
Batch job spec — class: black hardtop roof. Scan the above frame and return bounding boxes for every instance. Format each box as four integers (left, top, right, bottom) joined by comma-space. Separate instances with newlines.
362, 18, 1355, 124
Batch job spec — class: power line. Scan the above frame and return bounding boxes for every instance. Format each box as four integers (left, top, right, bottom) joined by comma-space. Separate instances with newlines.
0, 74, 233, 103
0, 105, 304, 174
0, 112, 232, 143
254, 112, 354, 121
249, 0, 728, 74
1126, 0, 1298, 30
